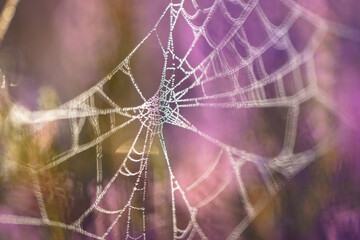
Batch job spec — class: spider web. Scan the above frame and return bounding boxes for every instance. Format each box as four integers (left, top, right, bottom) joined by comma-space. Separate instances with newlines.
0, 0, 358, 239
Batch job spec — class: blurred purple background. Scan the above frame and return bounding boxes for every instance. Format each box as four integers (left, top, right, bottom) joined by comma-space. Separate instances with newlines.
0, 0, 359, 239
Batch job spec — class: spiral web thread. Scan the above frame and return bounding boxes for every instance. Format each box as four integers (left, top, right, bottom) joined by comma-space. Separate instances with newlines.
0, 0, 358, 239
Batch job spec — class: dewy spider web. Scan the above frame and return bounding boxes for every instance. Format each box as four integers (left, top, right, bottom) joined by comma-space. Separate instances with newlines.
0, 0, 359, 239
